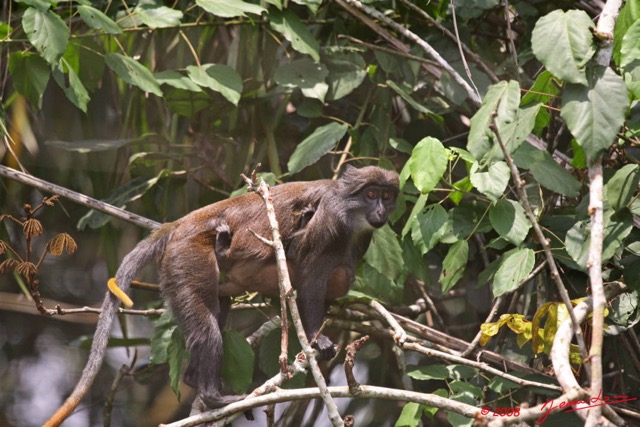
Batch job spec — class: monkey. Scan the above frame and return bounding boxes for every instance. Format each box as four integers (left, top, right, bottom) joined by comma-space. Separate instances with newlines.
44, 165, 399, 426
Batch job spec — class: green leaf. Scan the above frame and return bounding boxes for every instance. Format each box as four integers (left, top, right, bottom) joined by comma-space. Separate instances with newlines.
439, 240, 469, 292
325, 52, 367, 101
53, 59, 90, 112
512, 143, 581, 197
621, 20, 640, 68
135, 5, 183, 28
407, 364, 450, 380
187, 64, 243, 105
490, 199, 531, 246
167, 327, 187, 400
77, 5, 122, 34
155, 70, 202, 92
408, 137, 448, 194
273, 59, 329, 101
15, 0, 50, 12
105, 53, 163, 97
77, 171, 169, 229
531, 9, 595, 84
493, 248, 535, 297
560, 66, 629, 164
605, 164, 640, 211
222, 330, 255, 394
467, 81, 520, 160
387, 80, 432, 115
287, 122, 348, 174
22, 8, 69, 64
149, 309, 176, 365
364, 224, 403, 282
411, 204, 448, 255
196, 0, 266, 18
270, 10, 320, 62
258, 328, 306, 389
395, 402, 422, 427
8, 51, 50, 108
470, 161, 510, 202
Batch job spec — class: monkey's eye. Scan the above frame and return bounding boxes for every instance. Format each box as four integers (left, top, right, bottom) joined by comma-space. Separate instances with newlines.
366, 190, 378, 199
381, 191, 392, 201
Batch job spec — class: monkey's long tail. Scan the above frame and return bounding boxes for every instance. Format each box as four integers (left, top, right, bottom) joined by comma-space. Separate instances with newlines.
44, 228, 170, 427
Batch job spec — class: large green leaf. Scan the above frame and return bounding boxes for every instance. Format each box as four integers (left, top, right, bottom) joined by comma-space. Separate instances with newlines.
273, 59, 329, 101
77, 5, 122, 34
408, 137, 448, 194
196, 0, 266, 18
325, 52, 367, 101
22, 7, 69, 64
620, 17, 640, 68
287, 122, 348, 174
270, 10, 320, 62
53, 59, 90, 112
439, 240, 469, 292
167, 327, 187, 400
566, 210, 634, 270
560, 66, 629, 164
8, 51, 50, 108
364, 224, 403, 282
606, 164, 640, 211
135, 5, 183, 28
105, 53, 163, 96
187, 64, 243, 105
493, 248, 535, 297
411, 204, 448, 255
512, 143, 581, 197
155, 70, 202, 92
531, 9, 595, 85
489, 199, 531, 246
222, 330, 255, 394
469, 161, 510, 202
467, 81, 520, 160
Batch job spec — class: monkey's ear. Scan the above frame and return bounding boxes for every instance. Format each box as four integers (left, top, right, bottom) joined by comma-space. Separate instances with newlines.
339, 164, 357, 178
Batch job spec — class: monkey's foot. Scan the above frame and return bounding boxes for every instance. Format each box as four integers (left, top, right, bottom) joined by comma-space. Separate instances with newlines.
313, 334, 337, 360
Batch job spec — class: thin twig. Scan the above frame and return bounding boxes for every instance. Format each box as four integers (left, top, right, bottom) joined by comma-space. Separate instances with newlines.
338, 0, 481, 105
0, 165, 160, 230
242, 175, 344, 427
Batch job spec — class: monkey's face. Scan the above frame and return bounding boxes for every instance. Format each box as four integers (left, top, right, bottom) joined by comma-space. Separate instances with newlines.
362, 185, 398, 228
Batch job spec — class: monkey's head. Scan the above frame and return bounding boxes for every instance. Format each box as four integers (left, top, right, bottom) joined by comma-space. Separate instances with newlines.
339, 165, 400, 230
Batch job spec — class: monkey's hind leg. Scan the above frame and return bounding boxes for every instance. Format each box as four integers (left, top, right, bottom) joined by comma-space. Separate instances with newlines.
161, 235, 244, 409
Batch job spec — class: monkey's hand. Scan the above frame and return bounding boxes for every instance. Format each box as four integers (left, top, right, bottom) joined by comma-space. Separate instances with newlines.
313, 334, 337, 360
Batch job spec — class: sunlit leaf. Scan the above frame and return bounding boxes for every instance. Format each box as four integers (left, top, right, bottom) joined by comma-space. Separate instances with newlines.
78, 5, 122, 34
408, 137, 447, 194
489, 199, 531, 246
560, 66, 629, 164
196, 0, 266, 18
469, 161, 510, 202
531, 9, 595, 84
492, 248, 534, 297
135, 5, 183, 28
273, 59, 329, 101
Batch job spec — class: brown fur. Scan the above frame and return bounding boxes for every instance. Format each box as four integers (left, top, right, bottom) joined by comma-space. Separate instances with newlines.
45, 166, 399, 425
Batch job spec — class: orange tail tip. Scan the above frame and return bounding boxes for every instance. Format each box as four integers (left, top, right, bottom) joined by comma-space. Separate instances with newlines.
107, 278, 134, 308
